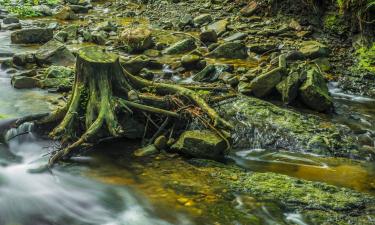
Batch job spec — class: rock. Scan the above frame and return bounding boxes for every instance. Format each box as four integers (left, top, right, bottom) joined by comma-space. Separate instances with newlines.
69, 5, 89, 13
61, 24, 79, 40
199, 30, 218, 43
11, 76, 39, 89
12, 53, 35, 66
120, 28, 153, 52
35, 40, 76, 67
3, 17, 19, 24
162, 38, 196, 55
44, 66, 74, 79
3, 23, 22, 30
193, 14, 212, 26
179, 15, 193, 28
54, 6, 77, 20
289, 19, 302, 31
154, 135, 167, 150
32, 5, 53, 16
193, 64, 233, 82
276, 71, 306, 104
91, 31, 107, 45
223, 32, 247, 42
11, 28, 53, 44
96, 21, 117, 32
299, 41, 330, 59
240, 1, 258, 16
285, 50, 306, 61
248, 43, 277, 54
181, 54, 201, 69
134, 144, 159, 157
171, 130, 226, 160
54, 31, 69, 42
15, 69, 37, 77
120, 55, 163, 74
299, 68, 332, 112
202, 19, 228, 36
207, 42, 247, 59
244, 67, 283, 97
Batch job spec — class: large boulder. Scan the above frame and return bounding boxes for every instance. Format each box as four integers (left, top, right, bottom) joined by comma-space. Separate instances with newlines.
243, 67, 283, 97
276, 71, 307, 104
120, 28, 153, 52
162, 38, 196, 55
299, 41, 330, 59
11, 28, 53, 44
299, 68, 332, 112
35, 40, 76, 67
171, 130, 227, 160
206, 42, 248, 59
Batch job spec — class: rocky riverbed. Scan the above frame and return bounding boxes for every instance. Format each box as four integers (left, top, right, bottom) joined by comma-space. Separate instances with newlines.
0, 0, 375, 224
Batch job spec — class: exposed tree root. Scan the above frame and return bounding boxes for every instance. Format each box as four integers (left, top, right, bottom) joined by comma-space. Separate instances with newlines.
26, 46, 232, 167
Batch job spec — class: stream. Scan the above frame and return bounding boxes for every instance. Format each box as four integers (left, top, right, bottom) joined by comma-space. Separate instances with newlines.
1, 3, 375, 225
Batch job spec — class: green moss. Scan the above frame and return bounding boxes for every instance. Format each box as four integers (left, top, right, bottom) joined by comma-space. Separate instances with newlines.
356, 43, 375, 74
323, 13, 348, 35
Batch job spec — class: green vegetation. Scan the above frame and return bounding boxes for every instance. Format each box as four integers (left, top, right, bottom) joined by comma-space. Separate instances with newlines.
357, 43, 375, 73
0, 0, 60, 17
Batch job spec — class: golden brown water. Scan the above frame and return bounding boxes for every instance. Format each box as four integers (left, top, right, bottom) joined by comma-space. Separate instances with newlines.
231, 149, 375, 195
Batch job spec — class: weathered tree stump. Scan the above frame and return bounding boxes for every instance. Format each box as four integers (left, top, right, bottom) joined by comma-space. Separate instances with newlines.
36, 46, 232, 166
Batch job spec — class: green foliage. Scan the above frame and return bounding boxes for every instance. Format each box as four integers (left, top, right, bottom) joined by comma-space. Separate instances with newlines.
323, 13, 348, 34
357, 43, 375, 73
0, 0, 60, 17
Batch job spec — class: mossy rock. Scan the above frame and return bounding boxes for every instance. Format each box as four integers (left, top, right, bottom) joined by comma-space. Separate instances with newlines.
356, 43, 375, 74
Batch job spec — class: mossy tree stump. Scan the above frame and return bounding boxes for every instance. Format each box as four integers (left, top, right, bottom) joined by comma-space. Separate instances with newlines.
38, 46, 232, 166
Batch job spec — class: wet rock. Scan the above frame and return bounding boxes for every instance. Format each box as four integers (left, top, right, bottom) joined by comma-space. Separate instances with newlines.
171, 130, 226, 160
181, 54, 202, 70
120, 55, 163, 74
11, 76, 39, 89
243, 67, 283, 97
299, 41, 330, 59
91, 31, 107, 45
207, 42, 247, 59
32, 5, 53, 16
15, 69, 37, 78
96, 21, 117, 32
223, 32, 247, 42
35, 40, 76, 67
299, 68, 332, 112
3, 17, 19, 24
11, 28, 53, 44
12, 53, 35, 66
120, 28, 153, 52
203, 19, 228, 36
54, 6, 77, 20
179, 15, 193, 28
193, 14, 212, 26
61, 24, 79, 40
45, 66, 74, 79
193, 64, 233, 82
276, 71, 306, 104
3, 23, 22, 30
240, 1, 258, 17
54, 31, 69, 42
40, 65, 74, 90
69, 5, 89, 14
248, 43, 277, 54
199, 30, 217, 43
162, 38, 196, 55
285, 50, 306, 61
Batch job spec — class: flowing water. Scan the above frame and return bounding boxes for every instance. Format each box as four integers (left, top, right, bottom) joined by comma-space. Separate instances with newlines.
1, 4, 375, 225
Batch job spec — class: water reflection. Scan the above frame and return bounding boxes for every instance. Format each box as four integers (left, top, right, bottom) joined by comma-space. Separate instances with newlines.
230, 148, 375, 194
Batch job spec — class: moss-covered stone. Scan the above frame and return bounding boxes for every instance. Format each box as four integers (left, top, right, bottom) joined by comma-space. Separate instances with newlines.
214, 96, 358, 157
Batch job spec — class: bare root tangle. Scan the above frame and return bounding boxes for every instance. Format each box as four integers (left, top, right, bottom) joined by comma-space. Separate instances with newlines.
39, 46, 232, 166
